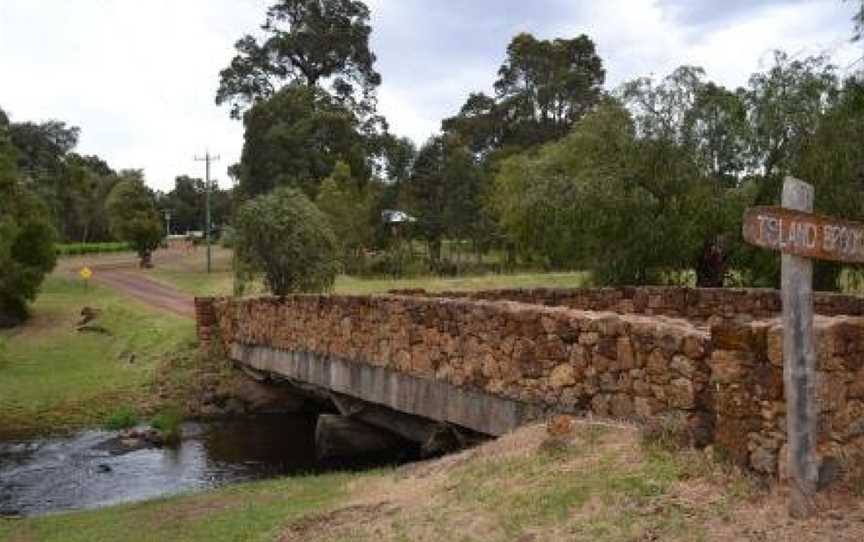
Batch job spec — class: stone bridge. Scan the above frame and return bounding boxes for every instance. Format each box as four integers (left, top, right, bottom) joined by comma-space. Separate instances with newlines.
195, 286, 864, 480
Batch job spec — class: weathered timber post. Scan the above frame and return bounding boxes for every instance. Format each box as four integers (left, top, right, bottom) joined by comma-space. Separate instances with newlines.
739, 175, 864, 517
780, 177, 819, 518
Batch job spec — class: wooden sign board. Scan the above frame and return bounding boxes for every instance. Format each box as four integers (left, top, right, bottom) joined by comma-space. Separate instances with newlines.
743, 206, 864, 264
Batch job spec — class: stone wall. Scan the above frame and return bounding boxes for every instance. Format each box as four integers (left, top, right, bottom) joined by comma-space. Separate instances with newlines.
709, 316, 864, 481
197, 290, 864, 482
201, 294, 713, 428
391, 287, 864, 325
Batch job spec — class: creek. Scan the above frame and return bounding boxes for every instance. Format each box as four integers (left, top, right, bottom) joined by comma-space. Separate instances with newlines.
0, 413, 389, 517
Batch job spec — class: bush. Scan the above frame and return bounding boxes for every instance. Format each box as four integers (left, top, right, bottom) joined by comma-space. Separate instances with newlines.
219, 225, 236, 249
104, 405, 139, 430
0, 138, 57, 326
234, 187, 339, 295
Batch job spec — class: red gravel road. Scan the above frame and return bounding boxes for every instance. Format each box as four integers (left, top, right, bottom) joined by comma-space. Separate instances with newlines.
93, 269, 195, 318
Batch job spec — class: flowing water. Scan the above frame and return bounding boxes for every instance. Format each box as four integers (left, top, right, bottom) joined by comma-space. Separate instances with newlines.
0, 414, 327, 517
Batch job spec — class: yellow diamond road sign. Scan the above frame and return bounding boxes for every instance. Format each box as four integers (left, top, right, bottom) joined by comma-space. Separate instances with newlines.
79, 267, 92, 280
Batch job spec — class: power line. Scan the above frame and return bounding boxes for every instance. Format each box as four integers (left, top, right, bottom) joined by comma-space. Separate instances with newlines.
194, 150, 220, 274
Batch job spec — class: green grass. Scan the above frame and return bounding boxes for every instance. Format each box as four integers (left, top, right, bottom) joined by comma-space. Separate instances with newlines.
144, 246, 591, 298
0, 473, 355, 542
103, 405, 139, 430
447, 439, 694, 541
150, 405, 184, 443
334, 272, 591, 295
150, 270, 591, 298
150, 264, 591, 299
0, 275, 196, 434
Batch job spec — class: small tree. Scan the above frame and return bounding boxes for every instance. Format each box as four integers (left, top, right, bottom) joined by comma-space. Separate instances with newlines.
315, 161, 375, 273
105, 172, 163, 267
0, 127, 57, 327
235, 187, 339, 295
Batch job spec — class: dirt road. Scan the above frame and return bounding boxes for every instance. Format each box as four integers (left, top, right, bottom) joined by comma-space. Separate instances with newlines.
94, 269, 195, 318
63, 250, 196, 319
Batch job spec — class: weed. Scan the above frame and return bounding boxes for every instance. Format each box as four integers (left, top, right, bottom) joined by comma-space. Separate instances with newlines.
639, 412, 691, 452
151, 406, 183, 444
104, 405, 139, 430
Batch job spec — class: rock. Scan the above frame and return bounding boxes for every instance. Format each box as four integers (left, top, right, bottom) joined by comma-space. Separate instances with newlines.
546, 414, 577, 439
78, 306, 102, 326
120, 438, 141, 448
549, 364, 576, 388
97, 464, 112, 473
617, 338, 635, 370
314, 414, 408, 461
421, 425, 464, 457
750, 446, 777, 474
609, 394, 634, 419
667, 378, 696, 410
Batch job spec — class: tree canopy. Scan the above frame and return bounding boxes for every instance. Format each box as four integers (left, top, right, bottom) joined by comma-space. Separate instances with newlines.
216, 0, 381, 120
235, 83, 370, 198
443, 33, 605, 154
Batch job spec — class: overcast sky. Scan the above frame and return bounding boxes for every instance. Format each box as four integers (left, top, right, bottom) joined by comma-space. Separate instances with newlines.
0, 0, 860, 191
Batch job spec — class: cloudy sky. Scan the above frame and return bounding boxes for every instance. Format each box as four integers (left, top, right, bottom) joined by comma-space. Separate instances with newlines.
0, 0, 860, 191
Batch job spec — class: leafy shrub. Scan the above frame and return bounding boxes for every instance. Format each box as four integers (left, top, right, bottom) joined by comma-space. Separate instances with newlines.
0, 138, 57, 327
235, 187, 339, 295
104, 405, 139, 430
219, 225, 236, 249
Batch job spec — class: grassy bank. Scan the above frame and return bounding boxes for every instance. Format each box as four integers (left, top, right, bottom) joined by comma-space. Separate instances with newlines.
0, 472, 355, 542
8, 421, 850, 542
0, 275, 196, 434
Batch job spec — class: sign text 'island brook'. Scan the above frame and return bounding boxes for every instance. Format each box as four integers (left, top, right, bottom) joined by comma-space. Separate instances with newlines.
742, 206, 864, 264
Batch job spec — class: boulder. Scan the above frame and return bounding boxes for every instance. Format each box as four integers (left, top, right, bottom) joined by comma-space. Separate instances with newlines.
314, 414, 408, 461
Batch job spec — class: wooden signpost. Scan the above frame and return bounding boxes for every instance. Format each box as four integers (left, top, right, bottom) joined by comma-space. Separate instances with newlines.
742, 176, 860, 517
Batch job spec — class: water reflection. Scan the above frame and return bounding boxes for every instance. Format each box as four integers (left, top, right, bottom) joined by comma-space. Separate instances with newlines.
0, 414, 321, 516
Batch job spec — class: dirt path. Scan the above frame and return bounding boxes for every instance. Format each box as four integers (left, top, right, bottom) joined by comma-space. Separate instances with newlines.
62, 249, 196, 319
94, 269, 195, 318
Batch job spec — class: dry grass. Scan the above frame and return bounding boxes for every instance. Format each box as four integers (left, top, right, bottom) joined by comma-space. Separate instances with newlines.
276, 421, 755, 542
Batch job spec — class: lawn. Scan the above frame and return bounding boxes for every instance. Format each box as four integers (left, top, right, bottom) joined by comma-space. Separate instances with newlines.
145, 246, 591, 298
0, 275, 196, 435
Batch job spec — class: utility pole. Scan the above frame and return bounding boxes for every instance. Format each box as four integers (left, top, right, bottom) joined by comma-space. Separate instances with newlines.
194, 150, 220, 273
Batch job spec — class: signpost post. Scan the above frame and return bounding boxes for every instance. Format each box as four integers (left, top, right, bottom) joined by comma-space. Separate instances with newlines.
742, 176, 864, 517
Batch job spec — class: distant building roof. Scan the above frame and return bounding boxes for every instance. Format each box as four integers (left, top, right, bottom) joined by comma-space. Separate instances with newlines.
382, 210, 416, 224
